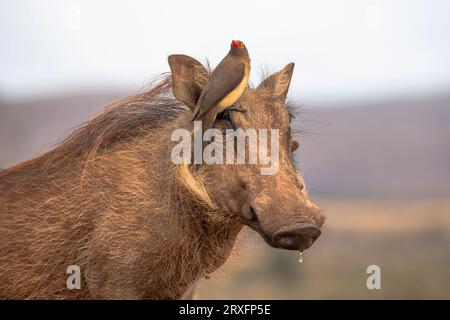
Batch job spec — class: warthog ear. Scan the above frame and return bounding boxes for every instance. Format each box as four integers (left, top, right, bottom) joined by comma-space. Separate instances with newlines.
168, 54, 209, 112
257, 63, 295, 102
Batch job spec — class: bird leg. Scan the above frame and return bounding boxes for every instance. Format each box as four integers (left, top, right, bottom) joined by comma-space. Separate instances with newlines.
228, 105, 247, 113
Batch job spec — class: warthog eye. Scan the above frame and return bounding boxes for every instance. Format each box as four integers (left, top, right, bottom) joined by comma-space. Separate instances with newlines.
291, 140, 300, 152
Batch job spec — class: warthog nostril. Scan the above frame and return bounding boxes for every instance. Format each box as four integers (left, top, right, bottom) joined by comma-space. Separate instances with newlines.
273, 223, 321, 251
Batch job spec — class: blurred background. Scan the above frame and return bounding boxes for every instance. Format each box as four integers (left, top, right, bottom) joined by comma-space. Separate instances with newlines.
1, 0, 449, 299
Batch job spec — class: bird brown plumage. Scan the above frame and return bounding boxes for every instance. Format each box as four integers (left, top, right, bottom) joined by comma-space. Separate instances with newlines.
192, 40, 250, 130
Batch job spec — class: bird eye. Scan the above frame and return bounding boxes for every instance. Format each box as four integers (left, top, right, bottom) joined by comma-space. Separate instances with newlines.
240, 43, 245, 48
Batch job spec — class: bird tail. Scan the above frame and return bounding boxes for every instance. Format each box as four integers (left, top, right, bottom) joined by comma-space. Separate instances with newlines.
199, 111, 217, 133
177, 110, 217, 167
183, 109, 216, 133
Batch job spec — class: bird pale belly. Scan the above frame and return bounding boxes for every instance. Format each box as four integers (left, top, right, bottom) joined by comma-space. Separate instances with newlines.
217, 64, 250, 108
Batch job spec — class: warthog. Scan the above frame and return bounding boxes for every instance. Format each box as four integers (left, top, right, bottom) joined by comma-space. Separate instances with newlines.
0, 56, 325, 299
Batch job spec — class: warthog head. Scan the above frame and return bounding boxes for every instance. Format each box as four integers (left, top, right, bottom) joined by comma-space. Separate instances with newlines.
169, 55, 325, 252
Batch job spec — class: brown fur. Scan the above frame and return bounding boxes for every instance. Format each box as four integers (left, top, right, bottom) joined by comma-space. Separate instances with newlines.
0, 63, 324, 299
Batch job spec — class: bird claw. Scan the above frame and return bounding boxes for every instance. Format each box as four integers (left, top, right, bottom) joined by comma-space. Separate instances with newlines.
228, 106, 247, 113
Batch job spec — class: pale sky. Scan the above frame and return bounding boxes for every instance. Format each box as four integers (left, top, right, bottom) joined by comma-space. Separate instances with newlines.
1, 0, 450, 103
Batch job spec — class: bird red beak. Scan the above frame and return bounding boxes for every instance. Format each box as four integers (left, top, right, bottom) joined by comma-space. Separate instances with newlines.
231, 41, 239, 47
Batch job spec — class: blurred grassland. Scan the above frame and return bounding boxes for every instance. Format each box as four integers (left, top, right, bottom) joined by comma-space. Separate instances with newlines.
197, 197, 450, 299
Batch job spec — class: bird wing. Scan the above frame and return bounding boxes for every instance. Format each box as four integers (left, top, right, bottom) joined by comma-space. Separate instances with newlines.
194, 60, 246, 118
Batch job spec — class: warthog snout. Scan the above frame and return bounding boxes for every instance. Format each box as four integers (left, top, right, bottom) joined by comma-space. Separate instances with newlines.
273, 223, 322, 251
242, 186, 325, 252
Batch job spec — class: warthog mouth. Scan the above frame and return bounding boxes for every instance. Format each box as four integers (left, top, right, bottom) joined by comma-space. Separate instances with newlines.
244, 217, 322, 252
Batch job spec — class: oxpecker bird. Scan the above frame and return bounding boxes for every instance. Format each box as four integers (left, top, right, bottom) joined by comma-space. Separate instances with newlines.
192, 40, 250, 130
